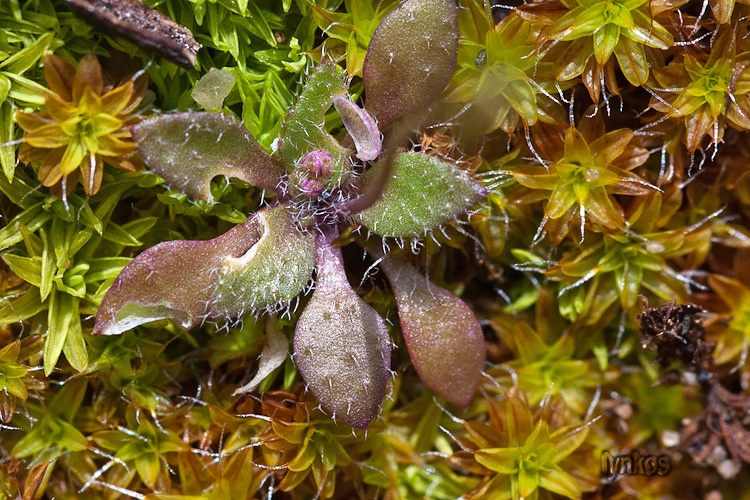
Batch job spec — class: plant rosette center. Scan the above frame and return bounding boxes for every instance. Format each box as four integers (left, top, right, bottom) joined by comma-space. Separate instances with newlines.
292, 149, 337, 198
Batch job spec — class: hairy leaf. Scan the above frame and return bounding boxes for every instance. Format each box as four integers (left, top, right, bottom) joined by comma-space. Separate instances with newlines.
363, 0, 459, 129
280, 63, 348, 176
134, 112, 285, 201
333, 96, 381, 161
94, 216, 263, 336
293, 241, 391, 428
211, 205, 316, 317
356, 152, 487, 237
379, 257, 484, 407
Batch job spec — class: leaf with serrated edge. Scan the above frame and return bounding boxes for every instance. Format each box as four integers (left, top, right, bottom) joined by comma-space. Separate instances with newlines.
356, 152, 487, 237
211, 206, 316, 318
94, 215, 263, 336
363, 0, 458, 129
133, 112, 284, 201
293, 240, 391, 428
379, 256, 485, 407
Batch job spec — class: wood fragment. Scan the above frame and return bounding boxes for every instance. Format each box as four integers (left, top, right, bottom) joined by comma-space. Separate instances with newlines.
62, 0, 201, 69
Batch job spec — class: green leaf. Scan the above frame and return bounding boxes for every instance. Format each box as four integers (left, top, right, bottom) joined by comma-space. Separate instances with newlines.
85, 257, 132, 282
49, 216, 69, 268
213, 15, 240, 59
0, 31, 55, 74
280, 62, 348, 174
474, 448, 519, 474
79, 201, 103, 234
0, 101, 15, 182
120, 217, 159, 240
356, 152, 487, 237
547, 5, 603, 41
62, 308, 87, 372
212, 205, 316, 317
4, 377, 27, 400
0, 169, 39, 206
538, 467, 581, 499
5, 72, 47, 105
1, 253, 42, 288
244, 1, 277, 47
136, 454, 161, 487
593, 23, 619, 65
518, 461, 540, 499
69, 229, 93, 258
19, 225, 42, 257
44, 291, 76, 375
102, 222, 145, 247
614, 34, 649, 85
49, 378, 88, 425
0, 203, 52, 249
504, 80, 538, 126
133, 112, 285, 201
0, 289, 43, 324
628, 9, 673, 49
56, 263, 89, 298
39, 228, 54, 301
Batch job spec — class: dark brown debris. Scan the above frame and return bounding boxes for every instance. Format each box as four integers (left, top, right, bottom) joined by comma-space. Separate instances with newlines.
638, 298, 714, 382
680, 381, 750, 478
62, 0, 201, 69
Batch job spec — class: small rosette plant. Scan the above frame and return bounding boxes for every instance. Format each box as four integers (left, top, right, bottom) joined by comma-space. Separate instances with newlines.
94, 0, 487, 429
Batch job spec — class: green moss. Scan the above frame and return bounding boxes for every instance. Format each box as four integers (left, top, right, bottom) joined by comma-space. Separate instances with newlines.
1, 0, 750, 498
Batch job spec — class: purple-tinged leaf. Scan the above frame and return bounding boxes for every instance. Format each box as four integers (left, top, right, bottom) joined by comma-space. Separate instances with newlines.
94, 217, 262, 336
281, 63, 349, 184
333, 96, 381, 161
363, 0, 459, 129
379, 256, 485, 407
211, 205, 316, 318
133, 112, 285, 201
294, 150, 336, 199
293, 241, 391, 428
355, 152, 487, 237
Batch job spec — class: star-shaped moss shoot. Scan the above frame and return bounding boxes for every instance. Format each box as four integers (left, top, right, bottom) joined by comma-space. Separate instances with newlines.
512, 120, 652, 244
648, 27, 750, 153
15, 53, 146, 197
517, 0, 682, 101
94, 0, 487, 429
452, 388, 590, 500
